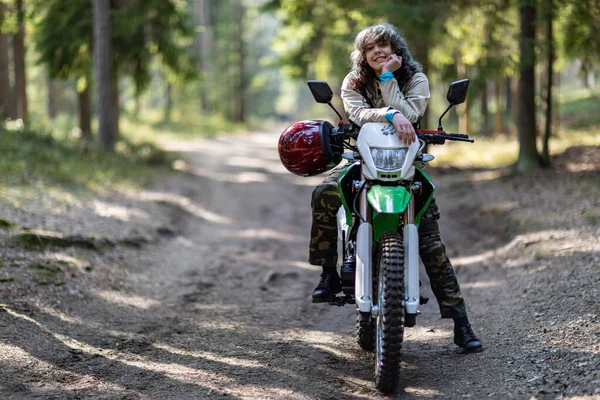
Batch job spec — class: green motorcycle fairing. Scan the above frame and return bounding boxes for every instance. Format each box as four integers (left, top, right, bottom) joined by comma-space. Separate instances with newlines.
337, 164, 436, 241
366, 169, 435, 242
413, 168, 435, 226
337, 162, 361, 227
367, 185, 410, 242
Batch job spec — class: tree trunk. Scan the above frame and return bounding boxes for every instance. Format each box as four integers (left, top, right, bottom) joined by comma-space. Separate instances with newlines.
586, 68, 595, 88
504, 76, 512, 118
516, 1, 539, 174
511, 76, 518, 134
0, 37, 10, 120
194, 0, 212, 112
494, 79, 503, 135
457, 61, 470, 133
412, 34, 430, 128
47, 74, 58, 119
93, 0, 117, 151
541, 0, 554, 166
233, 0, 246, 122
112, 76, 120, 138
0, 3, 11, 120
78, 84, 92, 143
134, 91, 140, 121
164, 82, 172, 123
13, 0, 28, 124
480, 80, 489, 134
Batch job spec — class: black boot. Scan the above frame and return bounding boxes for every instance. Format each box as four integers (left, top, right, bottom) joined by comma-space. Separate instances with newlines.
453, 316, 483, 352
312, 268, 342, 303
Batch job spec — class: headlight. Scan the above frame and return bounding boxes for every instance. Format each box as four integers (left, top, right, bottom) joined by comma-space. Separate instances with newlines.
370, 148, 408, 170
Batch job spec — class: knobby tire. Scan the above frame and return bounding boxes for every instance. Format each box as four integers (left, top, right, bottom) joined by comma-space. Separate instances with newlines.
374, 231, 405, 393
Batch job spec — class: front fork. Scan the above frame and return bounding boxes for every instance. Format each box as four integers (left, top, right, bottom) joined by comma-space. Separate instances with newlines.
354, 182, 420, 319
355, 176, 372, 313
403, 197, 420, 317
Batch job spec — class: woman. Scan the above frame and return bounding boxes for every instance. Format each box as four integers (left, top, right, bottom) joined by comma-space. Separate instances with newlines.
309, 23, 482, 352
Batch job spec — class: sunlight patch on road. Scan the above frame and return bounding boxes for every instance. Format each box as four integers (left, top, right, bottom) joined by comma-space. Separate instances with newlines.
154, 343, 265, 368
566, 161, 600, 172
140, 191, 232, 224
0, 342, 129, 394
172, 160, 270, 183
460, 281, 501, 289
190, 318, 248, 332
174, 236, 196, 247
274, 329, 361, 361
404, 387, 441, 397
452, 229, 575, 267
92, 200, 150, 221
277, 260, 320, 271
1, 306, 234, 391
232, 228, 302, 242
225, 156, 288, 174
36, 304, 87, 325
239, 256, 318, 271
452, 249, 501, 267
90, 289, 161, 310
289, 175, 329, 187
467, 170, 504, 182
404, 326, 453, 343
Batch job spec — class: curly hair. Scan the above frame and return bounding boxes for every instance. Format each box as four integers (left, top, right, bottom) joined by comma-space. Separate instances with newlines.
349, 24, 422, 103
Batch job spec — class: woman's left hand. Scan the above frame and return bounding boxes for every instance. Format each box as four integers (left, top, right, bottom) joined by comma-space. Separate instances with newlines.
392, 113, 416, 144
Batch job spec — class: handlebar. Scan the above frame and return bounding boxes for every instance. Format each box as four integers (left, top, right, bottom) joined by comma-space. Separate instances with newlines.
332, 121, 474, 144
417, 131, 474, 144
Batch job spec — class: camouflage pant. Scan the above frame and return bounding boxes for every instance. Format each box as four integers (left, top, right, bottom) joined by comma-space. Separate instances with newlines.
309, 164, 467, 319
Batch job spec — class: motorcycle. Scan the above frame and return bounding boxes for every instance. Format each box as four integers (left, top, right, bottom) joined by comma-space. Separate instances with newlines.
278, 78, 473, 393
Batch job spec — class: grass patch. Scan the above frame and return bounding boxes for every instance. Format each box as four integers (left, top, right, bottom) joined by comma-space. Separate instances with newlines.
559, 88, 600, 129
120, 109, 252, 145
29, 262, 62, 278
430, 89, 600, 169
0, 123, 172, 193
0, 218, 14, 228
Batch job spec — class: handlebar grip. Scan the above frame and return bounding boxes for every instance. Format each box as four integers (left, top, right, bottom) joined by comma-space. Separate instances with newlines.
444, 133, 470, 139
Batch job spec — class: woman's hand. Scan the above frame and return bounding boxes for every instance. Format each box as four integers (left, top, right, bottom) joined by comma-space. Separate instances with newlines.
392, 112, 416, 144
382, 54, 402, 74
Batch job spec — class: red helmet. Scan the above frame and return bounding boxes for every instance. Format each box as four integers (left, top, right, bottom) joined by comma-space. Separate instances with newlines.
278, 120, 342, 176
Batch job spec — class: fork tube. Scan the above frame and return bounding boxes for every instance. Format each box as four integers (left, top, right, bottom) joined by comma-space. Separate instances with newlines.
355, 172, 373, 313
403, 195, 420, 314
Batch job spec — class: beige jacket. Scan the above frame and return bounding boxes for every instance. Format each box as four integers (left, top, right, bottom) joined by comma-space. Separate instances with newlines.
341, 71, 430, 126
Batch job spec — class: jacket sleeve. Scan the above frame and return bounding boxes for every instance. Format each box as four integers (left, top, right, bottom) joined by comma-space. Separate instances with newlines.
341, 74, 388, 126
379, 72, 430, 124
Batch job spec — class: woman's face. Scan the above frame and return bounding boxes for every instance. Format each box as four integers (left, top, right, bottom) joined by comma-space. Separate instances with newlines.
365, 40, 393, 74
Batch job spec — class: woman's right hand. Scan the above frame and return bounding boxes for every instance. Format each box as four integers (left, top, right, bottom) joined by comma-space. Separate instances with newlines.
392, 112, 416, 144
382, 55, 402, 74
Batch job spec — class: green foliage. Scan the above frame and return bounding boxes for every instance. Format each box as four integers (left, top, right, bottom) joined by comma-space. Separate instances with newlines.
560, 89, 600, 129
0, 124, 171, 191
34, 0, 197, 94
33, 0, 92, 82
265, 0, 364, 80
560, 0, 600, 70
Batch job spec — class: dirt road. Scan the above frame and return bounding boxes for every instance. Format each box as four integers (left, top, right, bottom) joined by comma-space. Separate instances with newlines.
1, 132, 599, 399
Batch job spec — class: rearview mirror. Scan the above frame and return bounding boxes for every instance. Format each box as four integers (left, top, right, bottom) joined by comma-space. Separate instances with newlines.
447, 79, 469, 105
307, 80, 333, 104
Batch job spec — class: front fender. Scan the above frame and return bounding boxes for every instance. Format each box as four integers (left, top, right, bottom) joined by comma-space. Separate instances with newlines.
367, 185, 411, 242
367, 185, 411, 214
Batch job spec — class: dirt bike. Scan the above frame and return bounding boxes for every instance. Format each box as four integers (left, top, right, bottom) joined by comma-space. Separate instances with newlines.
278, 78, 473, 393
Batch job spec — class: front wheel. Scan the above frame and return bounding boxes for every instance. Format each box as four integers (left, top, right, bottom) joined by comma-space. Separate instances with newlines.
356, 312, 374, 351
374, 231, 405, 393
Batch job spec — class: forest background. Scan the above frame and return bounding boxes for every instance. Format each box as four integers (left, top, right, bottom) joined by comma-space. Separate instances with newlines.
1, 0, 600, 187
